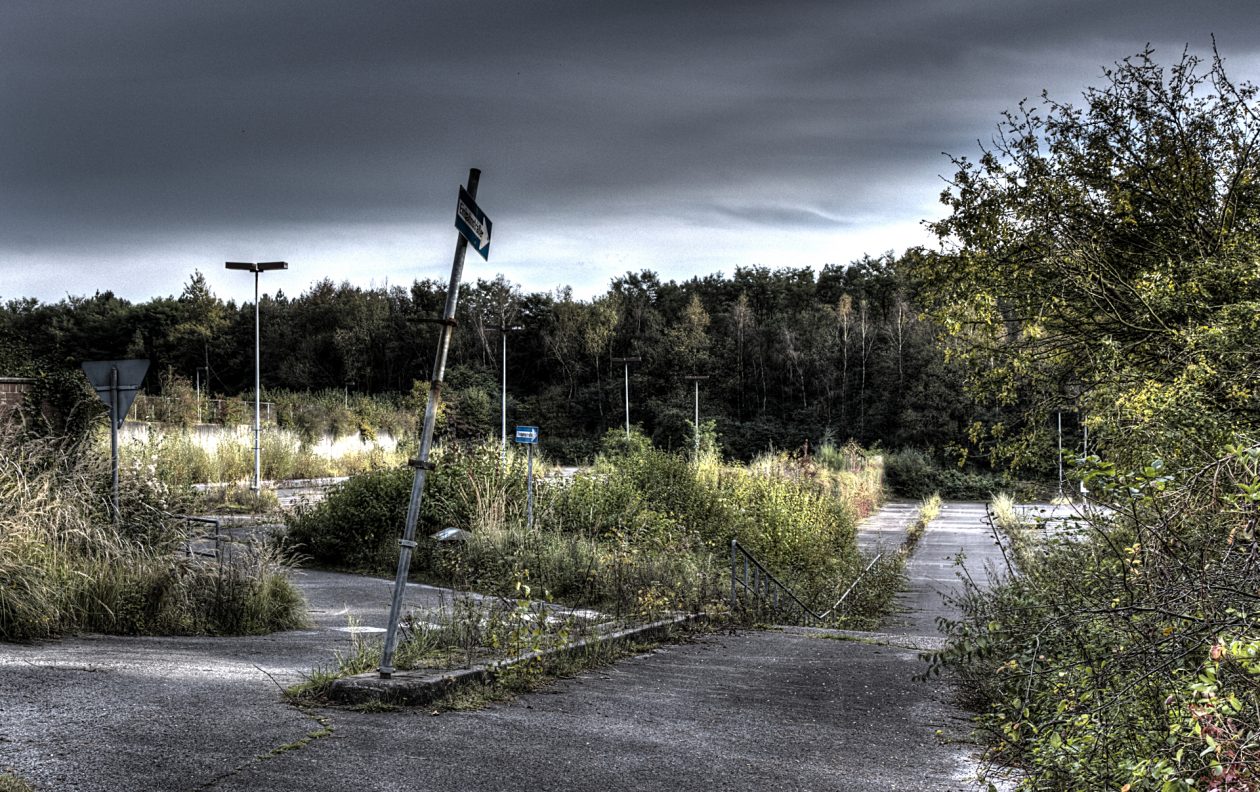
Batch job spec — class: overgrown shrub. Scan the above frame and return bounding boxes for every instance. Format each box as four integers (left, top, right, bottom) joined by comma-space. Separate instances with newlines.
287, 431, 887, 623
885, 448, 1038, 500
285, 466, 414, 572
0, 428, 306, 641
285, 441, 528, 572
933, 447, 1260, 790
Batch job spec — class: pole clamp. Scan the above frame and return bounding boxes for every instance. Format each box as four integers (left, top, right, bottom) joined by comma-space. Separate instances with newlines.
408, 458, 436, 471
399, 539, 418, 549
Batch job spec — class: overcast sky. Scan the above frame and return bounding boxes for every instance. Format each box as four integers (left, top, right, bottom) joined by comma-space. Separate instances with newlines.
3, 1, 1259, 306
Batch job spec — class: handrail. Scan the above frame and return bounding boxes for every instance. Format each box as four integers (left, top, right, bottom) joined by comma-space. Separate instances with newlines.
817, 552, 883, 620
729, 539, 823, 624
175, 514, 222, 559
729, 539, 886, 626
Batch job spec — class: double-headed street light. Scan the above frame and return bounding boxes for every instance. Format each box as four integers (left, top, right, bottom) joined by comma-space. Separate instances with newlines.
225, 261, 288, 493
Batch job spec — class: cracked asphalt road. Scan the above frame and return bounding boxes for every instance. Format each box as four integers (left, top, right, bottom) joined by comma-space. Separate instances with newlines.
2, 502, 1012, 791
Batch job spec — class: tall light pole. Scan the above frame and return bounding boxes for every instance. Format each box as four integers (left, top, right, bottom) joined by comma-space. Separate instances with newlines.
1056, 410, 1064, 499
611, 356, 640, 438
195, 365, 209, 423
684, 374, 709, 456
225, 261, 288, 493
497, 324, 523, 461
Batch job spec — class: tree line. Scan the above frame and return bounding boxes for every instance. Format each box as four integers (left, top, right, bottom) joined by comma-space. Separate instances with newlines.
0, 256, 1008, 464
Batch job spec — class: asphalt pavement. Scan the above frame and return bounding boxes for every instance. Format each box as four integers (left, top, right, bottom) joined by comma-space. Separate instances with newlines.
2, 501, 1016, 791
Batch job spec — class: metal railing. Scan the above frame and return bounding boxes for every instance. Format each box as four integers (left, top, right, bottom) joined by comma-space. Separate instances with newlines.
177, 515, 223, 560
729, 539, 822, 624
729, 539, 884, 626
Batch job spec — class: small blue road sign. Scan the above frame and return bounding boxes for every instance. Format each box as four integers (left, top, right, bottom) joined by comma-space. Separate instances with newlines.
514, 425, 539, 444
454, 185, 492, 260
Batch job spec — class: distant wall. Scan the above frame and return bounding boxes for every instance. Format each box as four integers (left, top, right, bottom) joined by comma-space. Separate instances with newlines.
118, 423, 400, 458
0, 377, 34, 421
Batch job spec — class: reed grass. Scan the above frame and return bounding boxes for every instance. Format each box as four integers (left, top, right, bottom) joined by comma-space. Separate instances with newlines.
0, 427, 307, 641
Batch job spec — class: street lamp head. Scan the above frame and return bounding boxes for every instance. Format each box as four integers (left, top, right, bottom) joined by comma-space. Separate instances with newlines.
225, 261, 289, 272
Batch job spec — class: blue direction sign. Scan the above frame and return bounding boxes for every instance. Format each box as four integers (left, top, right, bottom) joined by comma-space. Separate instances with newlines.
454, 186, 492, 260
514, 425, 539, 444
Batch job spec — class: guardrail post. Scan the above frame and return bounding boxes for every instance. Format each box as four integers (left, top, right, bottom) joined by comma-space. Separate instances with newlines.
742, 554, 748, 601
730, 539, 737, 612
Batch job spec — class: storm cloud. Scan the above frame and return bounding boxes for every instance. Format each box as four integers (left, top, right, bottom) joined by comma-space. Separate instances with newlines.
2, 0, 1259, 304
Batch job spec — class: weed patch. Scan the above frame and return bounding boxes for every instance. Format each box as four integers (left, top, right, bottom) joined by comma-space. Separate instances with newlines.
930, 450, 1260, 790
0, 773, 34, 792
0, 428, 307, 640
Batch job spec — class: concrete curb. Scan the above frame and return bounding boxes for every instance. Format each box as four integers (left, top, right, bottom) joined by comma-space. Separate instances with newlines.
329, 613, 706, 706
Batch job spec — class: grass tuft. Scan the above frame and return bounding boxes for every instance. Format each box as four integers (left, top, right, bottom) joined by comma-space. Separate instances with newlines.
0, 426, 307, 641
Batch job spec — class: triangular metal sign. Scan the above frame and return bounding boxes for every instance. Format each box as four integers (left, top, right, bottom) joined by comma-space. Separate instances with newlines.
81, 359, 149, 427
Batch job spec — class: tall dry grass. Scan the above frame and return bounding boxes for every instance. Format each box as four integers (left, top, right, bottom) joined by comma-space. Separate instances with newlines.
0, 427, 307, 641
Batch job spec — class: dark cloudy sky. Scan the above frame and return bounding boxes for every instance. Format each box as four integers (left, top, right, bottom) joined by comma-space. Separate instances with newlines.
3, 1, 1258, 306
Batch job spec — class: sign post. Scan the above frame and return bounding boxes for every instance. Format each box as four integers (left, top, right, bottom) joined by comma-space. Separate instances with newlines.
380, 169, 491, 679
515, 425, 539, 529
81, 359, 150, 522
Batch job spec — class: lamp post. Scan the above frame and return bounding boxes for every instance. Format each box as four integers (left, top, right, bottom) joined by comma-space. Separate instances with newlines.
497, 324, 523, 462
684, 375, 709, 456
611, 356, 640, 438
225, 261, 288, 493
195, 366, 209, 423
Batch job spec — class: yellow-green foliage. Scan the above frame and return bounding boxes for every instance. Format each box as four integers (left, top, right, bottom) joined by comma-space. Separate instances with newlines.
290, 432, 886, 622
938, 447, 1260, 790
0, 773, 34, 792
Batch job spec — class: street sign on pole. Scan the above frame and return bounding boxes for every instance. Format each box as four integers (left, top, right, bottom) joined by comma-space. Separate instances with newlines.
82, 360, 149, 427
380, 168, 484, 679
513, 426, 540, 529
82, 359, 150, 522
454, 186, 492, 260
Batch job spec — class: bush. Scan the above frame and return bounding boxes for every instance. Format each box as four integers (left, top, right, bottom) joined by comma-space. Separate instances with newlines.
0, 428, 306, 640
287, 431, 889, 624
932, 447, 1260, 790
885, 448, 1038, 500
286, 466, 414, 572
285, 440, 529, 573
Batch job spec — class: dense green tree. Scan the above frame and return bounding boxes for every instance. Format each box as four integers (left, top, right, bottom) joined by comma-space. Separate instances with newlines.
912, 46, 1260, 469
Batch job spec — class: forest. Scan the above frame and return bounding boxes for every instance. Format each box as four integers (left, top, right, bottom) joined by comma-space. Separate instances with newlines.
0, 253, 1031, 470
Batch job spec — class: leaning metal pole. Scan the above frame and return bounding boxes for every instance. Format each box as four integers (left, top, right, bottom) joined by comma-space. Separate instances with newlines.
501, 329, 508, 463
379, 167, 480, 677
